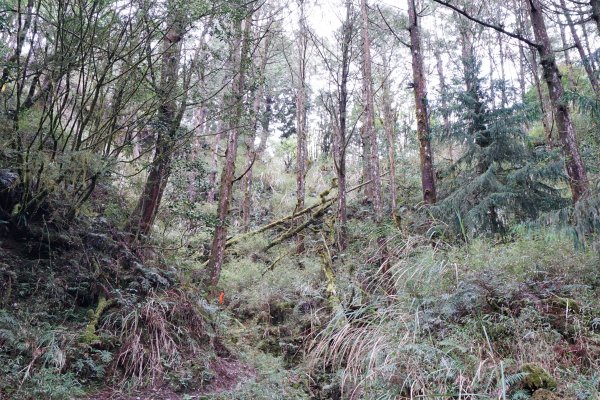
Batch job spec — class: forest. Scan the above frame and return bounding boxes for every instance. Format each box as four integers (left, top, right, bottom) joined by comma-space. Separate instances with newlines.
0, 0, 600, 398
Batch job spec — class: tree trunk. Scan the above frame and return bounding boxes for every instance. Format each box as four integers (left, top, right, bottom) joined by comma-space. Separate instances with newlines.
408, 0, 436, 205
0, 0, 35, 91
488, 42, 496, 110
459, 23, 489, 174
560, 0, 600, 95
590, 0, 600, 35
256, 93, 273, 158
205, 12, 252, 288
557, 12, 573, 67
360, 125, 373, 198
527, 0, 589, 202
381, 53, 398, 221
241, 30, 271, 232
295, 0, 308, 252
207, 120, 223, 204
360, 0, 382, 219
334, 0, 352, 251
518, 43, 527, 100
128, 6, 185, 236
530, 50, 554, 148
497, 31, 507, 108
189, 20, 213, 204
434, 47, 453, 162
188, 106, 206, 203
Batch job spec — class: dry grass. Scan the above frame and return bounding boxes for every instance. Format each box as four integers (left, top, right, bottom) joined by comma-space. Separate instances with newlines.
306, 230, 600, 399
108, 289, 209, 386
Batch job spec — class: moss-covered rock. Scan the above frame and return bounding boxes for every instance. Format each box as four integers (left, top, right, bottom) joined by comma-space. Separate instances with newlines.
80, 295, 114, 344
521, 363, 557, 391
550, 297, 580, 314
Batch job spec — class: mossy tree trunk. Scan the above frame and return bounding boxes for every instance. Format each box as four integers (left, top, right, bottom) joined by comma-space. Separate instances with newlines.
527, 0, 589, 202
205, 8, 253, 288
128, 2, 186, 236
408, 0, 436, 205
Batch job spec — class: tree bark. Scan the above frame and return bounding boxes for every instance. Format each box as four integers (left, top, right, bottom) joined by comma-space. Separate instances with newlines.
408, 0, 436, 205
497, 31, 507, 108
334, 0, 352, 251
360, 0, 383, 219
590, 0, 600, 35
527, 0, 589, 202
381, 53, 398, 221
560, 0, 600, 95
207, 120, 223, 204
530, 49, 554, 148
205, 11, 252, 287
241, 29, 271, 232
295, 0, 309, 252
128, 5, 185, 236
256, 93, 273, 158
434, 47, 453, 162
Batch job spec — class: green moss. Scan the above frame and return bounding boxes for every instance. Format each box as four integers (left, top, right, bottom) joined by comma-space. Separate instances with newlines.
521, 363, 557, 391
550, 297, 580, 314
531, 388, 560, 400
80, 295, 114, 344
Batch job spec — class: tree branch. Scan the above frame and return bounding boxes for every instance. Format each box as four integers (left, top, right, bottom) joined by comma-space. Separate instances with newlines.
432, 0, 540, 49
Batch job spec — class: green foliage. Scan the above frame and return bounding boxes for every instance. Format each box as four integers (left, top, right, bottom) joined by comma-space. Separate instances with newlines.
26, 369, 85, 400
431, 52, 569, 239
307, 229, 600, 398
0, 310, 87, 399
164, 156, 216, 229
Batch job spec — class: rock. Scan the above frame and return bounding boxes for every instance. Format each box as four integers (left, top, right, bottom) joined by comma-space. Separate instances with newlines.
521, 363, 557, 391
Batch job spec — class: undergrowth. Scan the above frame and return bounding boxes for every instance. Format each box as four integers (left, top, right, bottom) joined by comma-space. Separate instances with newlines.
305, 229, 600, 399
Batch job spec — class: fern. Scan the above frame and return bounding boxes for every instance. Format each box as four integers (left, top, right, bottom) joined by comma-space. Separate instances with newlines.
505, 371, 528, 388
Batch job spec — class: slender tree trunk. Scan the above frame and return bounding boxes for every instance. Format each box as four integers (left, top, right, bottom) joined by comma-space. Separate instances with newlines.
189, 106, 206, 202
561, 0, 600, 95
488, 43, 496, 110
381, 81, 398, 220
592, 0, 600, 34
295, 0, 308, 252
530, 50, 554, 148
514, 0, 528, 101
408, 0, 436, 204
189, 20, 212, 203
580, 18, 598, 72
334, 0, 352, 251
518, 43, 527, 100
360, 0, 382, 219
0, 0, 35, 90
241, 32, 271, 232
459, 24, 490, 174
256, 93, 273, 157
380, 51, 397, 221
128, 6, 185, 236
516, 2, 553, 146
557, 13, 573, 67
434, 48, 453, 162
360, 125, 373, 198
205, 12, 252, 288
207, 120, 223, 204
497, 31, 507, 108
527, 0, 589, 202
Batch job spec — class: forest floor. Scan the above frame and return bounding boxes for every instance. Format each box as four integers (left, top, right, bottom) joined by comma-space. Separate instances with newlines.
1, 213, 600, 399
